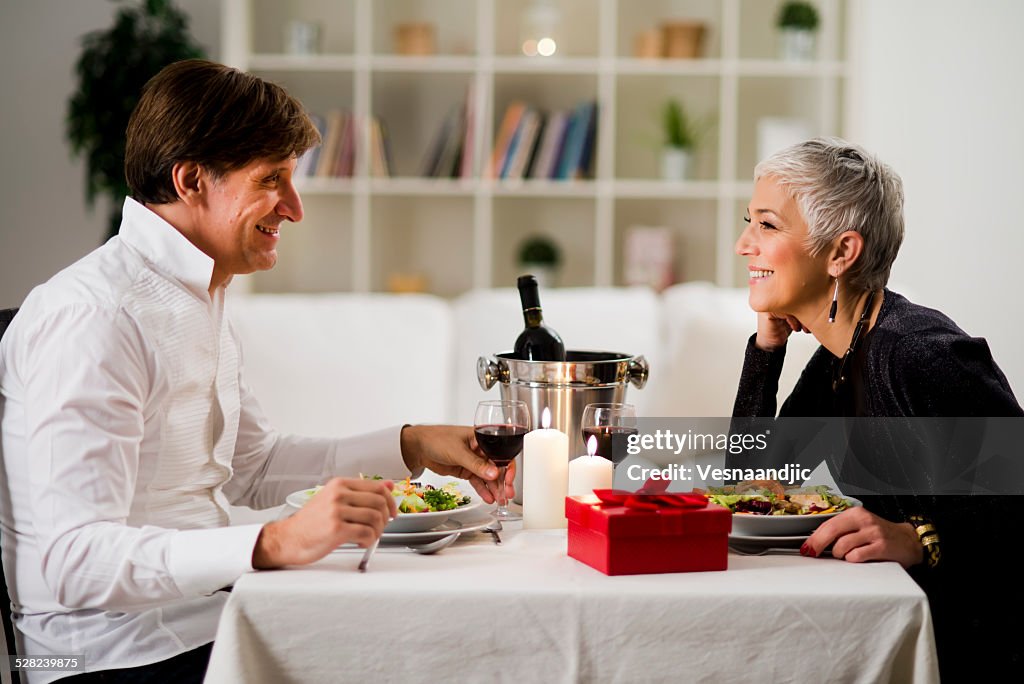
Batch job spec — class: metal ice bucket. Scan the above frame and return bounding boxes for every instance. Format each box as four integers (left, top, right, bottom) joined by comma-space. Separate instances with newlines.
477, 350, 649, 503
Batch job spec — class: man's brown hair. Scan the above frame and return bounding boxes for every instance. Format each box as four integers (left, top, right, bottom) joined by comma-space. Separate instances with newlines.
126, 59, 320, 204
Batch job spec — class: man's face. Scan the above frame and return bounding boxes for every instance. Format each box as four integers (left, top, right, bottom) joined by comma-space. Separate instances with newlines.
194, 156, 303, 282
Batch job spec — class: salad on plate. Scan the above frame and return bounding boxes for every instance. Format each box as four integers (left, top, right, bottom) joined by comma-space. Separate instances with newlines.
704, 480, 852, 516
299, 476, 472, 514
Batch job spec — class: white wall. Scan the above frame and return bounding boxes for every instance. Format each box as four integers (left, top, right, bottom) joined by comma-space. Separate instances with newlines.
847, 0, 1024, 394
2, 0, 1023, 394
0, 0, 220, 306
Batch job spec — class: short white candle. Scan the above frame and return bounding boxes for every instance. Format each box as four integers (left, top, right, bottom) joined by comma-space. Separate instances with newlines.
522, 407, 569, 529
567, 435, 614, 496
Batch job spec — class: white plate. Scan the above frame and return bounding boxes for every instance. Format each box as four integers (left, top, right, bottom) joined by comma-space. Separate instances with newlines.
284, 487, 482, 533
727, 497, 861, 537
331, 515, 497, 548
729, 533, 807, 549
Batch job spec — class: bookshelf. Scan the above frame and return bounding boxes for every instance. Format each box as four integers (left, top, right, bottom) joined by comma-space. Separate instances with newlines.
222, 0, 849, 296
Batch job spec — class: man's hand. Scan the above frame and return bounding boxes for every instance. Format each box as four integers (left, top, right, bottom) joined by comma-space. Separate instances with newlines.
754, 311, 806, 351
252, 477, 397, 569
801, 507, 924, 569
400, 425, 515, 504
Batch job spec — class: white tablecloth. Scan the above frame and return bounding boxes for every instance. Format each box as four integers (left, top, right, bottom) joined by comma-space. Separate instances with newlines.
205, 527, 938, 684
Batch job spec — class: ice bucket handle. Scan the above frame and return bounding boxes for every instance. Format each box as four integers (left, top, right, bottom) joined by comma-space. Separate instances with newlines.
628, 355, 650, 389
477, 355, 507, 391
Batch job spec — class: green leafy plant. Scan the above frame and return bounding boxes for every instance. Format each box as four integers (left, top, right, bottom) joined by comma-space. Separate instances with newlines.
518, 235, 561, 267
663, 99, 698, 150
777, 1, 820, 31
67, 0, 205, 239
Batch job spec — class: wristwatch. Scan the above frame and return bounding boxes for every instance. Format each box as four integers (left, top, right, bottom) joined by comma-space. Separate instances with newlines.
907, 515, 941, 569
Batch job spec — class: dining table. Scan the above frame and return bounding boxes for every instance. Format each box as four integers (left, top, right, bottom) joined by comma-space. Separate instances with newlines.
204, 513, 939, 684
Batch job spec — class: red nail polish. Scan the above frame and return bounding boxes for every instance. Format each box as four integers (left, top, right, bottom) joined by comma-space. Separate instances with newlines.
800, 543, 817, 557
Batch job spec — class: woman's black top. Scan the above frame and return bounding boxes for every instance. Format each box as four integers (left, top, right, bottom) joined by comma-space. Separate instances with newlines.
732, 289, 1023, 678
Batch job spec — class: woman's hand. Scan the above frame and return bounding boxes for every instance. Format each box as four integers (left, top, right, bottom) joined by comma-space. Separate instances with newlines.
399, 425, 515, 505
252, 476, 397, 568
801, 507, 924, 569
754, 311, 806, 351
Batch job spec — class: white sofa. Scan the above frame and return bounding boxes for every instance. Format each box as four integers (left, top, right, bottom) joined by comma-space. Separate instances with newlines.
227, 282, 821, 439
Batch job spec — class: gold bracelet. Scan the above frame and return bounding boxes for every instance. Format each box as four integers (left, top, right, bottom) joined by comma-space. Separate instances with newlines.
907, 515, 941, 569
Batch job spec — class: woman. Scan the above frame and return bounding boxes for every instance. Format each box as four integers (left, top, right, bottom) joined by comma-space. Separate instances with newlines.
732, 137, 1022, 678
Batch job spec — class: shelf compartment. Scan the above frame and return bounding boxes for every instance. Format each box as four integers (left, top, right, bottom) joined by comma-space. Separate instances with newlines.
738, 0, 847, 62
614, 74, 720, 182
372, 72, 474, 178
614, 198, 718, 286
250, 195, 354, 293
252, 0, 356, 55
372, 0, 478, 56
250, 70, 353, 126
616, 0, 724, 60
494, 0, 600, 58
492, 197, 596, 288
369, 196, 475, 296
735, 76, 835, 182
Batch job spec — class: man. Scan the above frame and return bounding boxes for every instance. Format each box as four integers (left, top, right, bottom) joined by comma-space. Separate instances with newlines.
0, 59, 509, 683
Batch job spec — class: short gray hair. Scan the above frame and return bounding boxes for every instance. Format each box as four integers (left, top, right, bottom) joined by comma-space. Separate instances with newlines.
754, 137, 904, 291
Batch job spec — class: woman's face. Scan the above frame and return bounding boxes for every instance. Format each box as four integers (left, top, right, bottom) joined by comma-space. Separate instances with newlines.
735, 176, 831, 315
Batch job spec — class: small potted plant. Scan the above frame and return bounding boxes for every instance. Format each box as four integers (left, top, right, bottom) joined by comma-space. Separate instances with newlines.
661, 98, 698, 181
776, 1, 819, 62
518, 235, 562, 288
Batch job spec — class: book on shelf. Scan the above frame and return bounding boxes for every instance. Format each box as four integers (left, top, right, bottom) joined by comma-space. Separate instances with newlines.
314, 110, 346, 177
460, 81, 475, 179
333, 113, 356, 177
489, 101, 527, 178
530, 110, 568, 180
295, 113, 325, 177
420, 104, 469, 178
369, 117, 391, 178
555, 101, 598, 180
505, 110, 544, 180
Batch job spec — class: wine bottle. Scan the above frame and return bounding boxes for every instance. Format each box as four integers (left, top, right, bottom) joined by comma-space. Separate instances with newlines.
514, 275, 566, 361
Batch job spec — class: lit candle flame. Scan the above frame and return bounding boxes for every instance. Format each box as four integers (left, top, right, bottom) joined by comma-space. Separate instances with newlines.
587, 435, 597, 457
542, 407, 551, 429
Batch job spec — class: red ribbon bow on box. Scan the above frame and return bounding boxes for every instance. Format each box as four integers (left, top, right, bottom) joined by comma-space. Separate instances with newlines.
592, 477, 708, 511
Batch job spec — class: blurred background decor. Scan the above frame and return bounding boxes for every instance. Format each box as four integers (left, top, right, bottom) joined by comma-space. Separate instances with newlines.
776, 1, 819, 61
520, 0, 562, 57
518, 235, 562, 288
660, 20, 705, 59
66, 0, 204, 240
661, 98, 700, 181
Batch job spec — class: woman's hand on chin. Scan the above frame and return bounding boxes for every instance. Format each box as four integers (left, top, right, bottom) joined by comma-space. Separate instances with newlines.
755, 311, 806, 351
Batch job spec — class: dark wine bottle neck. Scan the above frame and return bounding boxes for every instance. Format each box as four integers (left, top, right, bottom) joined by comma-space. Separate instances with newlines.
522, 307, 544, 328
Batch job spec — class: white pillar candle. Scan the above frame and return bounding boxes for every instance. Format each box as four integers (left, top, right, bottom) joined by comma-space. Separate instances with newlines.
567, 435, 614, 496
522, 408, 569, 529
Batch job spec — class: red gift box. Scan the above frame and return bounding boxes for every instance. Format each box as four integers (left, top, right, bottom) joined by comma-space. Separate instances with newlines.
565, 494, 731, 575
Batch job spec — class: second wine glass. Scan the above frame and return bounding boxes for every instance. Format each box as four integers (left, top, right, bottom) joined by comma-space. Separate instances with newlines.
580, 403, 637, 465
474, 400, 530, 520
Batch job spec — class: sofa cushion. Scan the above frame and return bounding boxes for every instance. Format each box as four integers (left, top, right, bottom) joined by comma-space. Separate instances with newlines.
229, 293, 453, 436
654, 282, 819, 417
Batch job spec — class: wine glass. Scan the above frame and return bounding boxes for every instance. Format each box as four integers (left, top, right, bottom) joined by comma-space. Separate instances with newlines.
580, 403, 638, 465
474, 400, 530, 521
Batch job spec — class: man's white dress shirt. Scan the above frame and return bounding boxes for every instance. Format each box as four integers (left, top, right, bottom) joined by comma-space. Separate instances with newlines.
0, 198, 407, 682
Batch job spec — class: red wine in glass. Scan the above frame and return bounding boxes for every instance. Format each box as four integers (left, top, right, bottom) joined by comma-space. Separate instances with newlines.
581, 425, 639, 464
474, 424, 528, 466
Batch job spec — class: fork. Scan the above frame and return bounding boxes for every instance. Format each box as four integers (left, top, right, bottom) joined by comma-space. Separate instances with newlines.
481, 519, 502, 545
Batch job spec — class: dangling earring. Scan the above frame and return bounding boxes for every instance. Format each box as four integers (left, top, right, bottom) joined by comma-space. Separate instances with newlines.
828, 276, 839, 323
